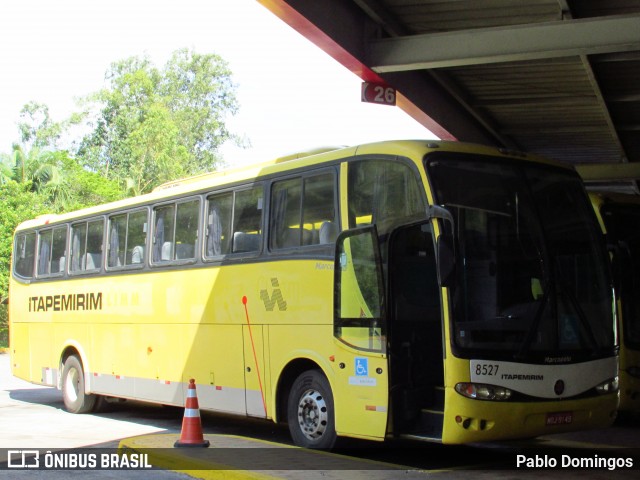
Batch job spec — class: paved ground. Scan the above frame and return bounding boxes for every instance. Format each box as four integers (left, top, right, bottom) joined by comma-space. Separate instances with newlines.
1, 352, 639, 479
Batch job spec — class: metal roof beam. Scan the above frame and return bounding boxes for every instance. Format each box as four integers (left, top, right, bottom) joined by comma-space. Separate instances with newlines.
577, 163, 640, 182
352, 0, 519, 148
368, 14, 640, 72
560, 3, 629, 165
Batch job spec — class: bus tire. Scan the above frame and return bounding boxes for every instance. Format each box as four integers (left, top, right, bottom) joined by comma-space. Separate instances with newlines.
287, 369, 337, 449
61, 355, 96, 414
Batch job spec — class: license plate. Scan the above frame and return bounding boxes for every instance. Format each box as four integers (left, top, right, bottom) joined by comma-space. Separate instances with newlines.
546, 411, 573, 426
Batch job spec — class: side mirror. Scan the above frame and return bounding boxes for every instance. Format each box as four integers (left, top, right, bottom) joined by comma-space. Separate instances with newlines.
428, 204, 456, 287
437, 232, 455, 287
427, 205, 454, 229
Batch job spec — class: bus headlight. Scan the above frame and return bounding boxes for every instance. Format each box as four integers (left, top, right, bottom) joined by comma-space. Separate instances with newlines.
455, 382, 512, 401
595, 377, 619, 394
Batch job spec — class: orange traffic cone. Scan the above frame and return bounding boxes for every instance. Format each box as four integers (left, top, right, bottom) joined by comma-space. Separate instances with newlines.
174, 378, 210, 448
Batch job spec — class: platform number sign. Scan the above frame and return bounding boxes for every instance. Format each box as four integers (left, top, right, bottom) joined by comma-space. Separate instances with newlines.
361, 82, 396, 106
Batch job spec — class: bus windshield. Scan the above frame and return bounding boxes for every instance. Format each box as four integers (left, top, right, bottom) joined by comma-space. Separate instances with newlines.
427, 154, 615, 361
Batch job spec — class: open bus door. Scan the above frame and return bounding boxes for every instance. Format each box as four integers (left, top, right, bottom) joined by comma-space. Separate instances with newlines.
387, 220, 446, 440
333, 226, 390, 440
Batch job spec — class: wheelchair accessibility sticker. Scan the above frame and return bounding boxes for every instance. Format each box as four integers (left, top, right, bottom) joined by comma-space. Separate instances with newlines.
355, 357, 368, 376
349, 357, 376, 386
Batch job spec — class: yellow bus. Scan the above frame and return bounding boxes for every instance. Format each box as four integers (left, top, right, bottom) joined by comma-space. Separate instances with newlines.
590, 192, 640, 413
10, 140, 619, 449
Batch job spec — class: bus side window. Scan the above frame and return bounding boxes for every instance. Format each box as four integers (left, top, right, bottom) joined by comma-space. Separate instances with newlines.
153, 204, 175, 263
303, 173, 337, 245
108, 214, 127, 267
270, 178, 301, 249
127, 210, 147, 265
86, 220, 104, 271
14, 232, 36, 278
232, 186, 263, 254
205, 192, 233, 258
152, 200, 198, 263
53, 228, 67, 273
175, 200, 200, 260
70, 223, 86, 272
37, 226, 67, 277
37, 230, 52, 275
348, 159, 425, 230
70, 219, 104, 273
269, 172, 337, 250
108, 209, 148, 268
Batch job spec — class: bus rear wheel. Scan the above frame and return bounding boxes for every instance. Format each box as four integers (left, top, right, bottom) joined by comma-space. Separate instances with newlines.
61, 355, 96, 414
287, 369, 337, 449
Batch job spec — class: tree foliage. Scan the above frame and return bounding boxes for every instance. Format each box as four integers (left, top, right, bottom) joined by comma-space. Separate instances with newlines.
0, 152, 13, 185
0, 182, 48, 302
79, 48, 240, 194
3, 146, 122, 213
0, 47, 241, 345
11, 145, 71, 209
0, 150, 123, 290
60, 153, 124, 210
0, 182, 49, 347
18, 102, 64, 150
0, 151, 123, 346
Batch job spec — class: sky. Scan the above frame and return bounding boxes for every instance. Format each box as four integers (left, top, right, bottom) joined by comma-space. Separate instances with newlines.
0, 0, 435, 167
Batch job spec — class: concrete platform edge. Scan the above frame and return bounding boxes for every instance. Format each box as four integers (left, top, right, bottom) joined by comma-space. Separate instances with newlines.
118, 433, 277, 480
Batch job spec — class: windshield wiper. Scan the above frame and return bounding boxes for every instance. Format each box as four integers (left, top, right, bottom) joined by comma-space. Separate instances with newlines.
515, 280, 551, 361
554, 264, 600, 353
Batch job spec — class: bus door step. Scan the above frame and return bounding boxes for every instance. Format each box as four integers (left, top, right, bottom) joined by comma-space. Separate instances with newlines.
412, 408, 444, 439
432, 385, 445, 409
398, 433, 443, 443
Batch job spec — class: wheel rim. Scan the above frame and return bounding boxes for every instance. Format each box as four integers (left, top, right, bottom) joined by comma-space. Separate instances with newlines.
65, 367, 79, 403
297, 388, 328, 441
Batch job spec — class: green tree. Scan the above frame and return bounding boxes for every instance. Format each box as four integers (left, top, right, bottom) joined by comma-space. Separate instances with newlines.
0, 182, 45, 299
9, 144, 28, 183
0, 151, 123, 346
9, 145, 72, 211
5, 141, 124, 212
79, 48, 240, 193
0, 182, 49, 346
161, 48, 239, 171
0, 152, 13, 185
18, 101, 64, 150
59, 153, 124, 209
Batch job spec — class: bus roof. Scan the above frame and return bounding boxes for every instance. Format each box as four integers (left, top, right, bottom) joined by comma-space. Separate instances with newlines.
152, 146, 345, 192
14, 140, 570, 231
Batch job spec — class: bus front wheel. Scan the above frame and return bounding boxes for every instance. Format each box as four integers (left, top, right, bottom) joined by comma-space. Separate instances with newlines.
61, 355, 96, 414
287, 369, 337, 449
